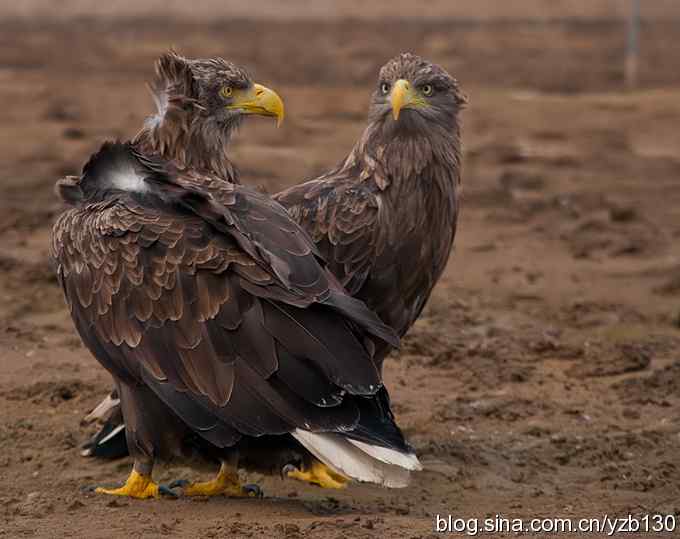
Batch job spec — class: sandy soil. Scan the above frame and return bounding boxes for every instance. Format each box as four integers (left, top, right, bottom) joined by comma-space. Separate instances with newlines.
4, 0, 680, 21
6, 0, 680, 22
1, 14, 680, 539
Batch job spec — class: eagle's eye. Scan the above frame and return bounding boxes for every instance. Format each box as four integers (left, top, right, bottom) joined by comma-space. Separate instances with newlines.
380, 82, 391, 95
421, 84, 434, 97
220, 86, 233, 98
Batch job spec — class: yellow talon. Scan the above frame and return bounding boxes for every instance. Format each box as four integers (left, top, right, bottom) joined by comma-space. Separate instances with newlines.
95, 469, 160, 499
286, 460, 349, 489
172, 462, 261, 498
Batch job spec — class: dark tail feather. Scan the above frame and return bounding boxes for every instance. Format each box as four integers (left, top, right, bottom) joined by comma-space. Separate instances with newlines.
81, 390, 129, 459
345, 387, 414, 454
81, 416, 129, 459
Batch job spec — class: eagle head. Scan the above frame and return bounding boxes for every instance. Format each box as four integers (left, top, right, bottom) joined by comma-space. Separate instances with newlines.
150, 51, 284, 131
369, 52, 467, 131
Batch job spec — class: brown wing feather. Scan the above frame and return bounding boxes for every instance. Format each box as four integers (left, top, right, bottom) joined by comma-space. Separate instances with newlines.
274, 158, 458, 369
51, 153, 397, 448
275, 177, 382, 297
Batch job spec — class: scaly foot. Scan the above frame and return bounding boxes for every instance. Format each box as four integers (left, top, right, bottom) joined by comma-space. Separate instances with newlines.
94, 469, 174, 499
284, 460, 349, 489
169, 462, 262, 498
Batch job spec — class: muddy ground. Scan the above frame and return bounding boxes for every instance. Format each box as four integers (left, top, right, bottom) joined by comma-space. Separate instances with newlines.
1, 13, 680, 539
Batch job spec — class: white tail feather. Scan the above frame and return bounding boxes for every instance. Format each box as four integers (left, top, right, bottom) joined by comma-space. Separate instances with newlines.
347, 438, 422, 471
83, 393, 120, 423
292, 429, 420, 488
97, 423, 126, 446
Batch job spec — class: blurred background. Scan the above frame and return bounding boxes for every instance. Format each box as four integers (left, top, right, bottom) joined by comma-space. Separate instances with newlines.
1, 2, 680, 537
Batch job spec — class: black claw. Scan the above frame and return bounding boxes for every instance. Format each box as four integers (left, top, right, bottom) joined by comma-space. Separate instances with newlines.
81, 485, 97, 493
281, 464, 298, 480
159, 485, 179, 498
168, 479, 189, 490
243, 484, 263, 498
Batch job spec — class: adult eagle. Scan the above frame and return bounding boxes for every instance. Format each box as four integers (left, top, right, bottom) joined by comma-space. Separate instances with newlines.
84, 53, 465, 486
52, 57, 421, 498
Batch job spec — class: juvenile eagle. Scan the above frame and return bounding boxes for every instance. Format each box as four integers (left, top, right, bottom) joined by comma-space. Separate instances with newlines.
52, 57, 421, 498
276, 52, 466, 363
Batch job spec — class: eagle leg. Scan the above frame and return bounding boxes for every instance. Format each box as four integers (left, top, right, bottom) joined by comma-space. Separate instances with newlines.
284, 459, 349, 489
169, 459, 262, 498
94, 462, 174, 499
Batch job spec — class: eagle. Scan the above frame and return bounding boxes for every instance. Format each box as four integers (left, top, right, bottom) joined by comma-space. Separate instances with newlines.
51, 56, 422, 499
83, 52, 465, 486
275, 52, 466, 363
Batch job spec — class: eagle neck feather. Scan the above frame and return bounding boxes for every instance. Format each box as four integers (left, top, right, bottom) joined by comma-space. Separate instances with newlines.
344, 118, 462, 200
340, 117, 462, 320
133, 86, 239, 184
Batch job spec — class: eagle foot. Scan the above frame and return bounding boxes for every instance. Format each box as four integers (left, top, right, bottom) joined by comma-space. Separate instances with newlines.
283, 460, 349, 489
93, 469, 175, 499
168, 464, 262, 498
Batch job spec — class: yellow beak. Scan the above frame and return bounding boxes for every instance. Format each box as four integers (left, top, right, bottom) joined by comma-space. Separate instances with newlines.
228, 83, 285, 127
390, 79, 420, 121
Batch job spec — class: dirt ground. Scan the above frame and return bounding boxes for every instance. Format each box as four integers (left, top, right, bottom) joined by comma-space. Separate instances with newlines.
1, 11, 680, 539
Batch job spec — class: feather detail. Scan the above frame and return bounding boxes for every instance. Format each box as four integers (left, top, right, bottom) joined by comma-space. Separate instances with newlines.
292, 429, 413, 488
83, 392, 120, 423
347, 438, 422, 470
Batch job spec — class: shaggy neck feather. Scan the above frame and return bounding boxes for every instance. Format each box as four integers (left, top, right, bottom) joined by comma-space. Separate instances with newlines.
133, 95, 240, 183
341, 114, 462, 197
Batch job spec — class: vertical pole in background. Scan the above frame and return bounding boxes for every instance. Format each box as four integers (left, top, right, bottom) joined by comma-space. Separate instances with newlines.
625, 0, 640, 89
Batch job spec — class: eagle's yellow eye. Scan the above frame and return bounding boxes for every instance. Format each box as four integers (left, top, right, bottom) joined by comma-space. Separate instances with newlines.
380, 82, 390, 95
422, 84, 433, 97
221, 86, 233, 98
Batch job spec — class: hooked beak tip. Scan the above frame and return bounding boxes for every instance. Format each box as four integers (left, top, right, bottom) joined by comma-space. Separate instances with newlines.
243, 83, 285, 126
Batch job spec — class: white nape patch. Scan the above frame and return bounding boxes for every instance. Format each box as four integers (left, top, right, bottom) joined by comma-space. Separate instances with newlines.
83, 393, 121, 423
109, 164, 149, 194
348, 439, 423, 471
98, 423, 126, 446
292, 429, 413, 488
